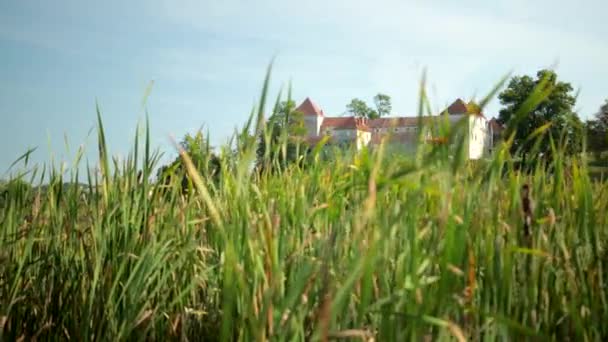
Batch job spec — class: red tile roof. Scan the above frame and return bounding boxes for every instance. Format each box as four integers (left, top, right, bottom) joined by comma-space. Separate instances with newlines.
446, 98, 469, 114
295, 97, 324, 117
443, 98, 487, 118
321, 117, 370, 132
368, 117, 435, 128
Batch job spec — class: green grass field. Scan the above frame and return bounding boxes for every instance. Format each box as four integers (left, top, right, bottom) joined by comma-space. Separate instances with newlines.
1, 75, 607, 341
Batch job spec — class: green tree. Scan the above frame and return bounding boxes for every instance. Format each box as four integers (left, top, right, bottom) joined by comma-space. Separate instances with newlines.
587, 99, 608, 153
157, 130, 222, 193
0, 177, 32, 208
346, 98, 376, 119
497, 69, 582, 159
256, 100, 307, 171
596, 99, 608, 129
179, 131, 221, 177
373, 93, 392, 117
346, 94, 392, 119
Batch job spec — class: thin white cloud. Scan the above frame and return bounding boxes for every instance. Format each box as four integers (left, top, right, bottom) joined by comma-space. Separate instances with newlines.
154, 0, 607, 118
3, 0, 606, 125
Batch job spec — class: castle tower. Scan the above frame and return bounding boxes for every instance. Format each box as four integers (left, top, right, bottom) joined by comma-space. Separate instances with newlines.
295, 97, 324, 137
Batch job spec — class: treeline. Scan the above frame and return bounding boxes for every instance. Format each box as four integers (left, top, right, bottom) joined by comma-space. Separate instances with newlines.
3, 69, 607, 198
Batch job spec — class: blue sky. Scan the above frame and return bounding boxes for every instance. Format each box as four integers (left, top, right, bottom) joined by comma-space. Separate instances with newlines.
1, 0, 607, 176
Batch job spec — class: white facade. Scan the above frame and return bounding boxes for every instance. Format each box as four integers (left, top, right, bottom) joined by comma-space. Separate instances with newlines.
304, 115, 323, 137
426, 114, 490, 159
468, 115, 490, 160
356, 130, 372, 150
297, 98, 493, 159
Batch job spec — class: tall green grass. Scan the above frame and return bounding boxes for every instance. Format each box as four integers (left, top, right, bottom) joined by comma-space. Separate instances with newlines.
1, 68, 607, 341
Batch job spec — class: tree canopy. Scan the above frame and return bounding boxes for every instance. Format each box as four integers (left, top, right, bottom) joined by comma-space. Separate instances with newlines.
0, 177, 33, 208
256, 100, 307, 171
373, 93, 392, 117
156, 130, 222, 193
587, 99, 608, 153
346, 93, 392, 119
497, 69, 582, 158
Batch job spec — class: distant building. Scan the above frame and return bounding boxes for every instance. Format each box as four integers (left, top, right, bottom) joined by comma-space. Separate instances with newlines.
295, 97, 496, 160
488, 118, 505, 152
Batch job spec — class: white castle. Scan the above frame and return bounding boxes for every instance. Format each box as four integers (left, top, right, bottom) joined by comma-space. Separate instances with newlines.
295, 97, 503, 160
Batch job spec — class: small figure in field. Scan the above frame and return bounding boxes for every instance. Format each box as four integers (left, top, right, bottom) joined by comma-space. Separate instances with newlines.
521, 184, 534, 241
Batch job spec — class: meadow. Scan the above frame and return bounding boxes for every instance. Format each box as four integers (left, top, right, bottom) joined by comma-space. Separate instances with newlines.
1, 71, 607, 341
